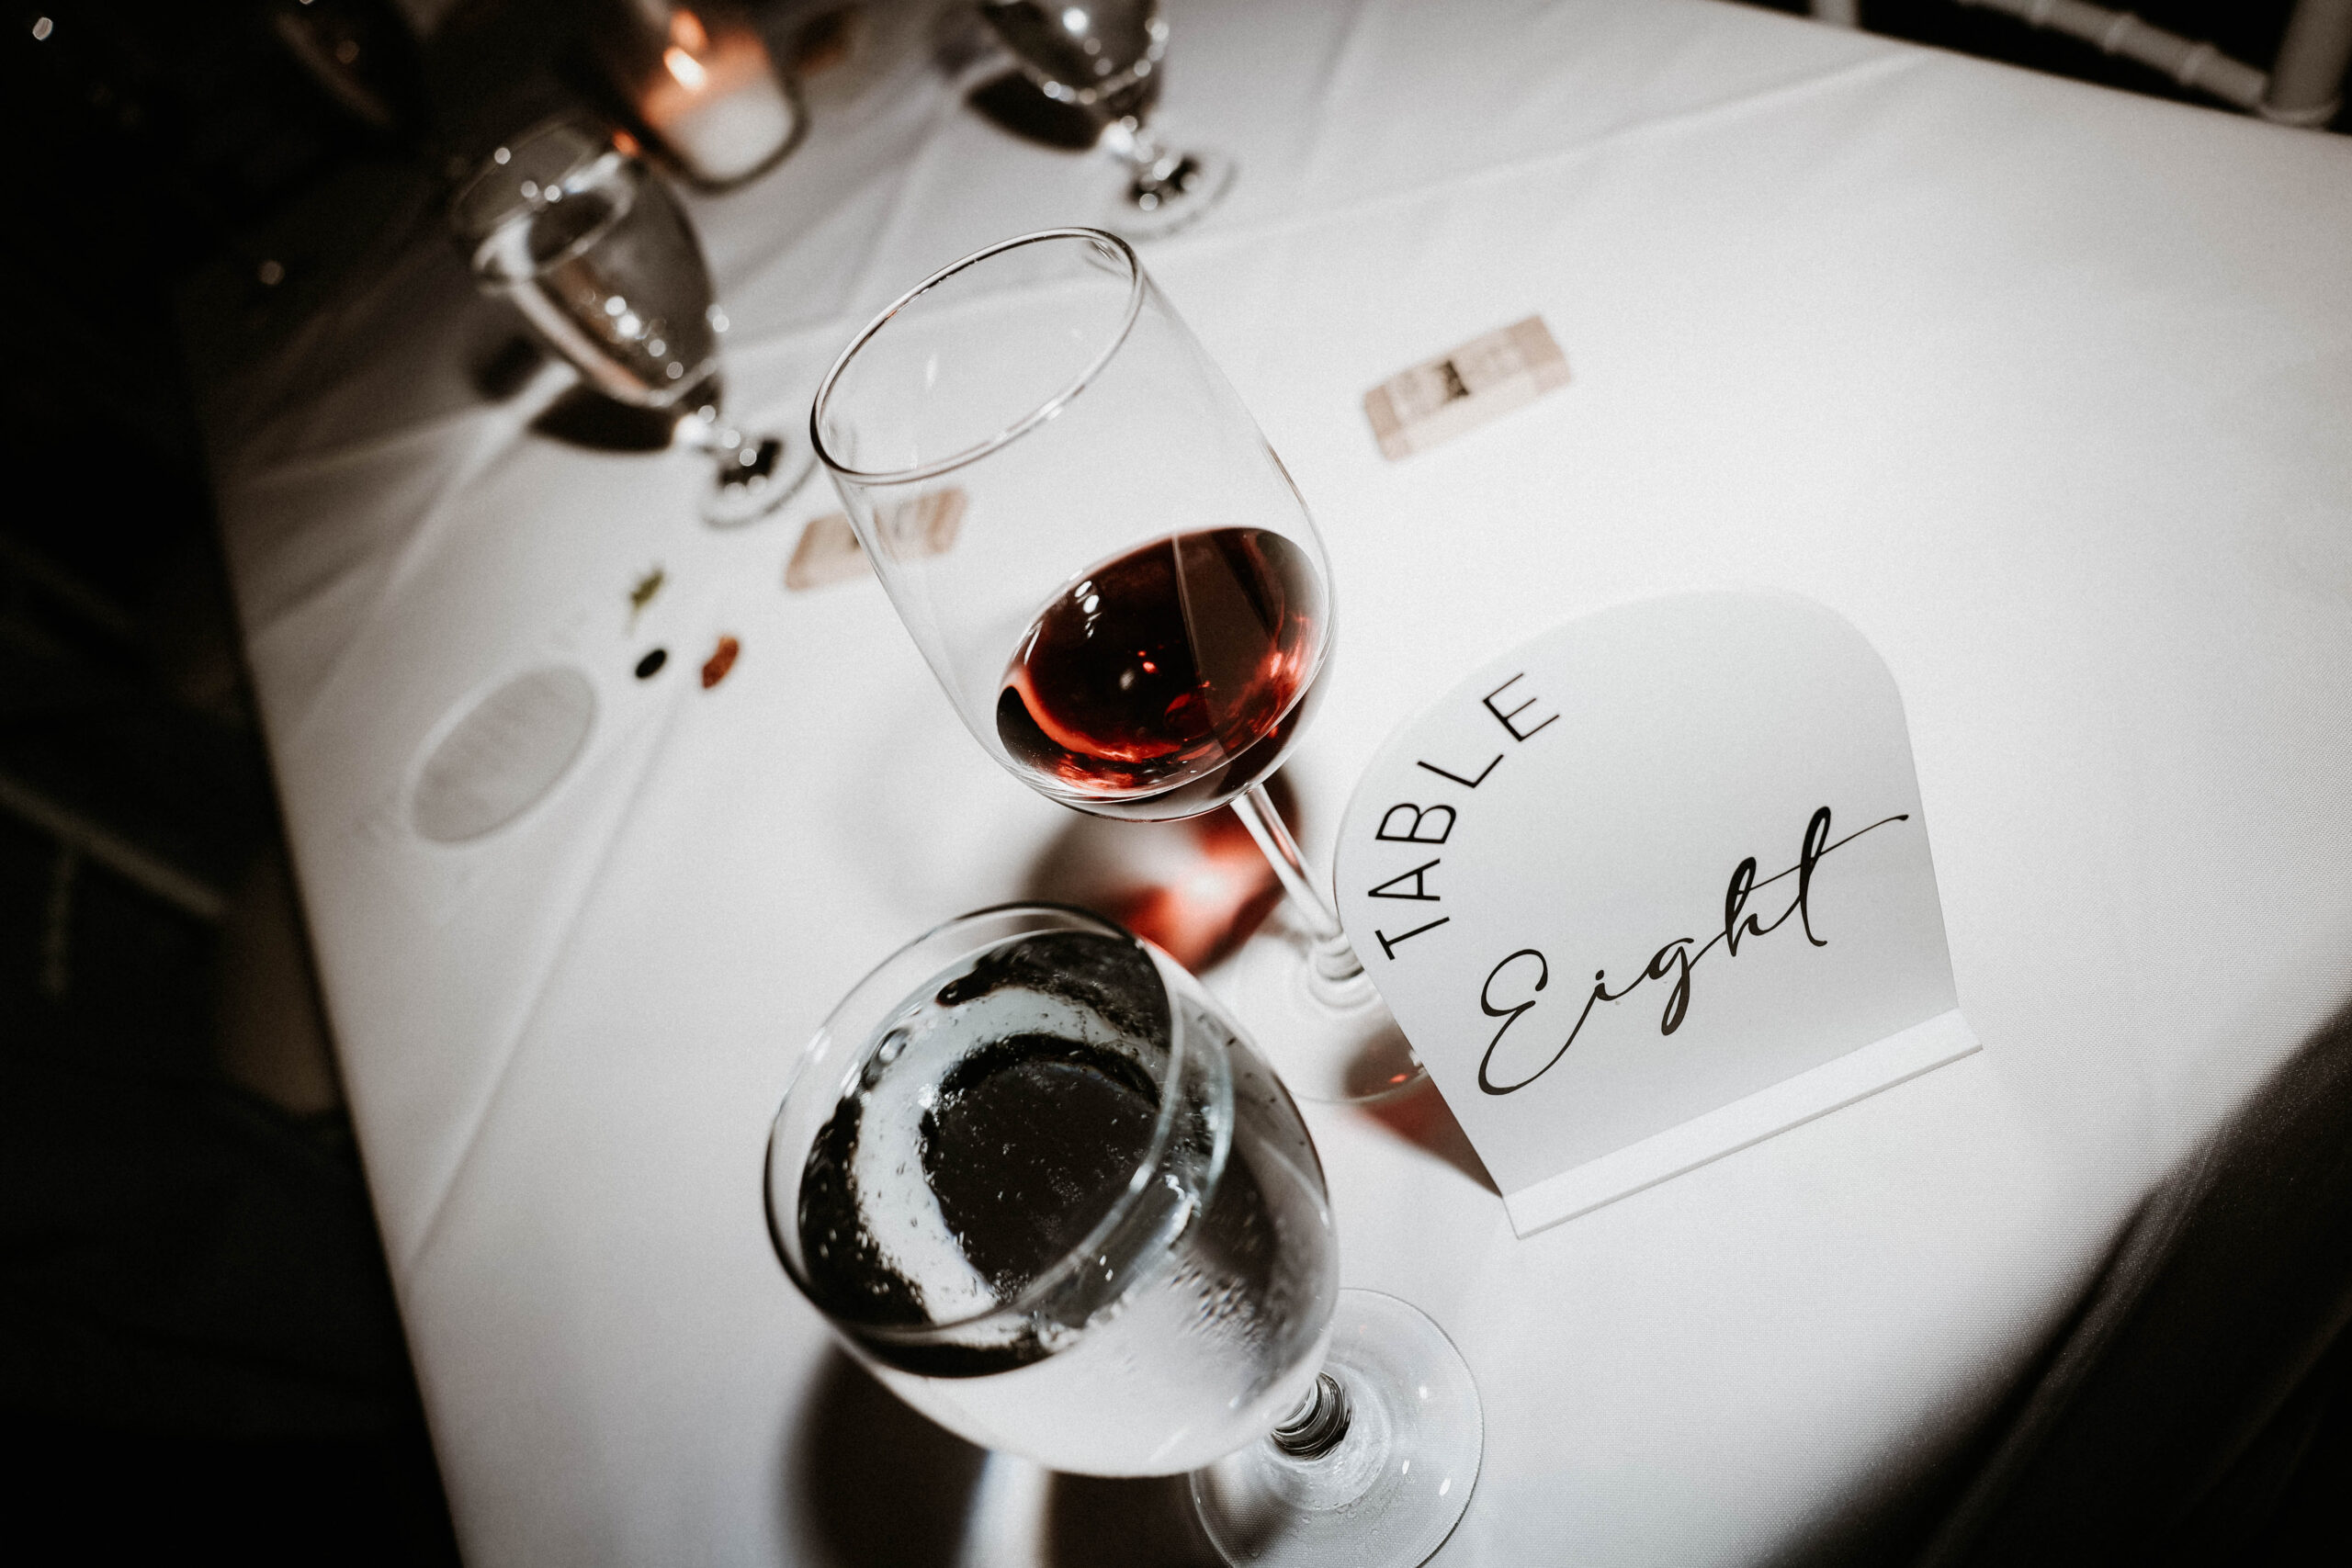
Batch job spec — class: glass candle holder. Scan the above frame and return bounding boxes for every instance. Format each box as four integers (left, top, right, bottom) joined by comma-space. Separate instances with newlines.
593, 0, 804, 188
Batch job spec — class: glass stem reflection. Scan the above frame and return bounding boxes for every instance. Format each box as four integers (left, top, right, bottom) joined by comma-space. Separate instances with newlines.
1270, 1371, 1352, 1461
1114, 115, 1170, 178
1232, 784, 1365, 987
676, 403, 752, 464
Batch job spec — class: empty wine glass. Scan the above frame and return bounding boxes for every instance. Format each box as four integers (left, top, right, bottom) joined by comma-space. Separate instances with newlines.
764, 904, 1481, 1566
809, 228, 1415, 1104
451, 117, 810, 525
980, 0, 1233, 240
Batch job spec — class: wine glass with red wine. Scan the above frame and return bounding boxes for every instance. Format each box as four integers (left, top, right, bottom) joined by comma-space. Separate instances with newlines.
809, 229, 1416, 1102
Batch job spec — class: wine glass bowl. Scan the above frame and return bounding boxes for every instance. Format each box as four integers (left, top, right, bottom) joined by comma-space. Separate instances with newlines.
978, 0, 1234, 239
765, 905, 1339, 1474
811, 229, 1333, 823
459, 124, 719, 403
981, 0, 1166, 109
765, 906, 1484, 1565
451, 117, 810, 525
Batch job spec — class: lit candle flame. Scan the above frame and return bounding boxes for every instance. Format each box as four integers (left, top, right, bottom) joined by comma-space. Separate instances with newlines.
663, 44, 708, 91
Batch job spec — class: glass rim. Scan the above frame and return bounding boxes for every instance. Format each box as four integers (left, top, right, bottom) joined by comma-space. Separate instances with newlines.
1002, 7, 1168, 107
448, 114, 630, 252
808, 227, 1148, 488
763, 900, 1205, 1345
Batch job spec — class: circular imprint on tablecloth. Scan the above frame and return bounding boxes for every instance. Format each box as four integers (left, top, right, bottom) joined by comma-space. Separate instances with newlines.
411, 666, 596, 843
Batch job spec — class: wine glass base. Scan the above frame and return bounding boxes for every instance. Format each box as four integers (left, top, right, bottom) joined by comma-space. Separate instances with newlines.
1207, 922, 1425, 1105
1191, 1291, 1482, 1568
700, 434, 814, 526
1105, 145, 1237, 243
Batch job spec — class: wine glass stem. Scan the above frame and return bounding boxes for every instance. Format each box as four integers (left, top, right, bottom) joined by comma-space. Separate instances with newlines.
1232, 784, 1364, 986
678, 405, 750, 461
1270, 1371, 1352, 1460
1120, 115, 1170, 179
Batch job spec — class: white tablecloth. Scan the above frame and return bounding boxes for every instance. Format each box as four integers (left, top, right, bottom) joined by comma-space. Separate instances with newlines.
197, 1, 2352, 1562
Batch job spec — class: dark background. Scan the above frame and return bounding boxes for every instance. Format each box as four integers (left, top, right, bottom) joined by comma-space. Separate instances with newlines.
0, 1, 2337, 1562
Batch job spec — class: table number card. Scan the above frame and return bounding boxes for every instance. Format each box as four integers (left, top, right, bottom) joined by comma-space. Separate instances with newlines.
1335, 592, 1977, 1236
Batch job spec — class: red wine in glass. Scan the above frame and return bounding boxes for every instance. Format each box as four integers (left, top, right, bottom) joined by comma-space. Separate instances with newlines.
997, 527, 1327, 820
815, 230, 1420, 1107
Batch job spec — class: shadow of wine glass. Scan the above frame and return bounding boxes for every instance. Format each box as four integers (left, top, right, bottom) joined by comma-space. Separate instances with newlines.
1359, 1074, 1499, 1195
928, 0, 1114, 152
527, 383, 683, 451
791, 1349, 989, 1568
1046, 1473, 1220, 1567
967, 70, 1112, 151
788, 1349, 1227, 1567
1020, 777, 1295, 975
468, 331, 548, 402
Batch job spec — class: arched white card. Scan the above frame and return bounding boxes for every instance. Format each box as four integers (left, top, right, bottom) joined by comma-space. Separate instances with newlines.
1335, 592, 1976, 1236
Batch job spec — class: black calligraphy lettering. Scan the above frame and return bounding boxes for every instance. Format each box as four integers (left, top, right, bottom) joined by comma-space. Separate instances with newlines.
1475, 807, 1915, 1095
1481, 673, 1559, 742
1795, 805, 1832, 947
1722, 857, 1762, 955
1476, 950, 1548, 1093
1592, 967, 1643, 1003
1481, 962, 1611, 1095
1376, 803, 1457, 844
1730, 807, 1891, 949
1367, 859, 1442, 902
1647, 940, 1696, 1034
1417, 755, 1501, 790
1374, 917, 1451, 960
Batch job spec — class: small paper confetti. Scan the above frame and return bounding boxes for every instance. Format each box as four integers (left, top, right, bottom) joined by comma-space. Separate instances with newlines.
629, 566, 665, 624
784, 491, 967, 593
880, 488, 967, 559
700, 635, 741, 689
1363, 317, 1567, 460
635, 648, 667, 679
785, 514, 865, 592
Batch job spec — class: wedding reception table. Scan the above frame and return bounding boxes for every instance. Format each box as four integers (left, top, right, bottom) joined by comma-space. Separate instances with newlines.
192, 0, 2352, 1562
